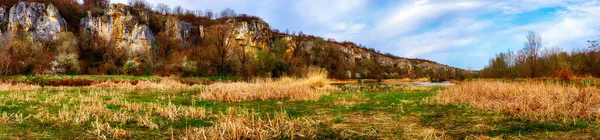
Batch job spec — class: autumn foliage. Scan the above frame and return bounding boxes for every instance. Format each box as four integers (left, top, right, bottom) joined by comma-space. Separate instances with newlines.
555, 69, 574, 83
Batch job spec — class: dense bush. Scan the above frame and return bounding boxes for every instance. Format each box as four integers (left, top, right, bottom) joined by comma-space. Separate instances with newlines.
555, 69, 574, 83
123, 59, 141, 75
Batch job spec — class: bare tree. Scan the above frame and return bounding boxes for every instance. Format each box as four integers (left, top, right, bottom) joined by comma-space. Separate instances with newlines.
588, 39, 599, 51
206, 25, 234, 75
291, 31, 308, 58
128, 0, 153, 11
219, 8, 237, 19
523, 31, 542, 78
173, 6, 184, 16
204, 9, 214, 19
235, 45, 252, 77
155, 3, 171, 15
194, 9, 203, 17
83, 0, 110, 8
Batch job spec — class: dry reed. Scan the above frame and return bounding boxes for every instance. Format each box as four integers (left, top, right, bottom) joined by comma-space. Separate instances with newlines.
0, 83, 40, 91
179, 108, 317, 139
92, 78, 191, 90
435, 81, 600, 121
198, 68, 335, 101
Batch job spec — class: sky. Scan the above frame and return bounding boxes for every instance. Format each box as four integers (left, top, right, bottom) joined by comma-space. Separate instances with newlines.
111, 0, 600, 70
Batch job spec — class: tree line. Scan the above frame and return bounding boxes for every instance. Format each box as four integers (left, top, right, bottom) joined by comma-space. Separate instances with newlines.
480, 31, 600, 79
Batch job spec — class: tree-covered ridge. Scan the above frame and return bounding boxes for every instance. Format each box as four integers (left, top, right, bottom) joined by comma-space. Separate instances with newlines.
0, 0, 471, 80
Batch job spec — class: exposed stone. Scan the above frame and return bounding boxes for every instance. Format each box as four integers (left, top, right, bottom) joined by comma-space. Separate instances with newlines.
228, 19, 271, 49
198, 25, 205, 38
0, 7, 8, 34
164, 17, 198, 47
4, 2, 66, 40
80, 3, 154, 54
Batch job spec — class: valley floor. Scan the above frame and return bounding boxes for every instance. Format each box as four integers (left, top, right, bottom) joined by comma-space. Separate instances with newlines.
0, 77, 599, 139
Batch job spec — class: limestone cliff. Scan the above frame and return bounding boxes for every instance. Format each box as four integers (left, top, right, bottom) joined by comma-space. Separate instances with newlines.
0, 7, 8, 34
80, 3, 154, 54
0, 2, 66, 40
0, 1, 466, 78
228, 19, 271, 49
164, 17, 199, 47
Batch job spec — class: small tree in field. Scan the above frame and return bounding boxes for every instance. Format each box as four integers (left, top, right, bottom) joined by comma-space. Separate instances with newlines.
522, 31, 542, 78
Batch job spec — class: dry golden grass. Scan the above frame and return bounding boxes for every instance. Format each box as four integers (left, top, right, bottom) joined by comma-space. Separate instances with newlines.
180, 108, 317, 139
0, 86, 311, 139
0, 83, 319, 139
383, 78, 430, 83
91, 118, 130, 139
334, 95, 369, 106
92, 78, 191, 90
0, 83, 40, 91
323, 112, 448, 139
197, 68, 336, 101
435, 81, 600, 121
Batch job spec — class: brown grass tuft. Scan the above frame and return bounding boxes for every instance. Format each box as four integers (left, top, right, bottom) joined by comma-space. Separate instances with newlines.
435, 81, 600, 121
179, 108, 316, 139
555, 69, 575, 83
92, 78, 191, 90
91, 119, 129, 139
198, 68, 335, 101
0, 83, 40, 91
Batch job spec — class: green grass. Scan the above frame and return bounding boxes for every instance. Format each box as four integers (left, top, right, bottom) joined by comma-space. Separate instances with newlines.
0, 85, 599, 139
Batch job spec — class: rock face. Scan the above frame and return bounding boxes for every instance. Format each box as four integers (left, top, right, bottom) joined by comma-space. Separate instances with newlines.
164, 18, 199, 47
0, 7, 9, 34
80, 3, 154, 54
0, 2, 66, 40
228, 19, 271, 49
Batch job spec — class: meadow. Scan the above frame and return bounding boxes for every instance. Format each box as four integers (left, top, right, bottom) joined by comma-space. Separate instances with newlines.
1, 74, 600, 139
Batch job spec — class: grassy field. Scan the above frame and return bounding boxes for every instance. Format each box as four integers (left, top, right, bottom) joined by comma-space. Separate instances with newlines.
1, 76, 600, 139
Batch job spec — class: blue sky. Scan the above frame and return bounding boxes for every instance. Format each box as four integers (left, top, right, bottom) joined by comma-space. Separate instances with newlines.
112, 0, 600, 70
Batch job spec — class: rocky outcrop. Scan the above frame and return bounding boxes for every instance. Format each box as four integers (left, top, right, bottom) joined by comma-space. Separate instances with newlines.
0, 7, 8, 34
228, 19, 271, 49
80, 3, 154, 54
0, 2, 66, 40
164, 18, 199, 47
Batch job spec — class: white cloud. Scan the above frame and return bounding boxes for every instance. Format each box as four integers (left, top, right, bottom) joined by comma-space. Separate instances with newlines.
391, 18, 490, 58
368, 0, 491, 42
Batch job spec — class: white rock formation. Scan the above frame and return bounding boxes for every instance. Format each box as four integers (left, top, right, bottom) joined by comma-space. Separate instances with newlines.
80, 3, 154, 54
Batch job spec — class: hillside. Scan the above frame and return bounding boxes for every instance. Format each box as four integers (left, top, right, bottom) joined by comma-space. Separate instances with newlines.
0, 1, 471, 80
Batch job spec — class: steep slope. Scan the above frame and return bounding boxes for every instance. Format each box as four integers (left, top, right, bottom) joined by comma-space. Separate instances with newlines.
222, 18, 467, 79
